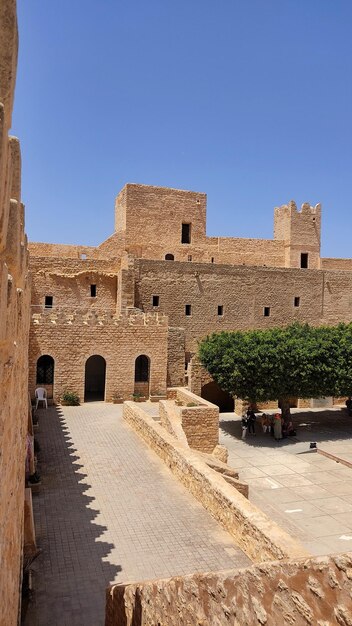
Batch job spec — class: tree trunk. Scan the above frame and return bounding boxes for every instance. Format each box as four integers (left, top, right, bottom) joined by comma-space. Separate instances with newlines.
279, 396, 291, 421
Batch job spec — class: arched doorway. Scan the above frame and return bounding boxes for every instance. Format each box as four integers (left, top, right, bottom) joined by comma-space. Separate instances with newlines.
165, 254, 174, 260
201, 381, 234, 412
134, 355, 150, 398
36, 355, 55, 399
84, 355, 106, 401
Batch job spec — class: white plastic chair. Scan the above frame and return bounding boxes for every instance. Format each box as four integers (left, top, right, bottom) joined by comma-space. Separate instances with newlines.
35, 387, 47, 409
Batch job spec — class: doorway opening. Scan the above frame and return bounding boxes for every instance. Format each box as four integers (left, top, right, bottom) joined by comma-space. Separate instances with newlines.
134, 355, 150, 398
84, 355, 106, 401
201, 381, 234, 412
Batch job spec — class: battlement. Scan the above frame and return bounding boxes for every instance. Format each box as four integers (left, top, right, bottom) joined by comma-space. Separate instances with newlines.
31, 307, 168, 328
275, 200, 321, 217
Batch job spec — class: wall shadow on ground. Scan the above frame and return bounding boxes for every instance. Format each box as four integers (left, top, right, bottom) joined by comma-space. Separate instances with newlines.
220, 407, 352, 450
24, 406, 121, 626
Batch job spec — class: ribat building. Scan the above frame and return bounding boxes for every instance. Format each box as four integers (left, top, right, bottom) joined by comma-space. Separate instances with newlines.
28, 183, 352, 407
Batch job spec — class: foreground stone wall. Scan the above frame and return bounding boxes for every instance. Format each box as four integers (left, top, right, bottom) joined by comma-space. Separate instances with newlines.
0, 1, 30, 623
123, 402, 307, 563
106, 552, 352, 626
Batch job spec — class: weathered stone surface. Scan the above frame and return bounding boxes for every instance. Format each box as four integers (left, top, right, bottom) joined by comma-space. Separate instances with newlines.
0, 2, 30, 624
106, 553, 352, 626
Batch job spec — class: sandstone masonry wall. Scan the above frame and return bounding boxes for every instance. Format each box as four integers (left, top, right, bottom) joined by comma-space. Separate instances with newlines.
106, 552, 352, 626
134, 259, 326, 352
29, 310, 168, 402
0, 1, 30, 623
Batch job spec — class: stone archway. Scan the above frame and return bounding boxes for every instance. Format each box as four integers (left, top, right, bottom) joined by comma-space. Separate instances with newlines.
84, 355, 106, 401
36, 354, 55, 399
134, 354, 150, 398
201, 381, 234, 412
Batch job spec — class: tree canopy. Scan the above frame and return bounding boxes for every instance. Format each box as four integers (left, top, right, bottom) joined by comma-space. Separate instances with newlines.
198, 323, 352, 414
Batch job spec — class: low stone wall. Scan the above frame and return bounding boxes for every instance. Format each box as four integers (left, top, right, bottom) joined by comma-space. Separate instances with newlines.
165, 387, 219, 453
159, 400, 189, 447
123, 402, 307, 563
106, 552, 352, 626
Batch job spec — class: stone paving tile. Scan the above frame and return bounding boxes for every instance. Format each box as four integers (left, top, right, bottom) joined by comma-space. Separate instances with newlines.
219, 408, 352, 557
25, 404, 250, 626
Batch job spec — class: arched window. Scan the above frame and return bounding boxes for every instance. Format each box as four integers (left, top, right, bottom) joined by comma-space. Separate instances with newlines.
135, 355, 150, 382
165, 254, 174, 261
36, 355, 54, 384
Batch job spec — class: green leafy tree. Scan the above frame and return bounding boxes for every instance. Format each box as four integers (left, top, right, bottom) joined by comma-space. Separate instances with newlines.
198, 323, 352, 419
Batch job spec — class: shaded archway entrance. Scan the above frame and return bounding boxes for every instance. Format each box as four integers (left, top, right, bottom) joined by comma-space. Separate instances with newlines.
134, 355, 150, 398
84, 355, 106, 401
201, 381, 234, 412
36, 354, 55, 399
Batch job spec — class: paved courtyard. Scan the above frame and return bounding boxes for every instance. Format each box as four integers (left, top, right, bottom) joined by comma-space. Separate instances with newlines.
25, 403, 250, 626
220, 407, 352, 557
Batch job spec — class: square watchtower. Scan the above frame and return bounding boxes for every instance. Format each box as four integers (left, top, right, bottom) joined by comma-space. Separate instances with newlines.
115, 183, 207, 248
274, 201, 321, 269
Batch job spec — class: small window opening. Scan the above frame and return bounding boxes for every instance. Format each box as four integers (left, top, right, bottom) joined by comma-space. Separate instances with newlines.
81, 253, 87, 260
185, 304, 191, 316
294, 296, 300, 307
264, 306, 270, 317
45, 296, 53, 309
181, 223, 191, 244
165, 253, 174, 261
90, 284, 97, 298
188, 255, 192, 262
300, 253, 308, 269
218, 305, 223, 316
211, 257, 214, 263
152, 295, 159, 307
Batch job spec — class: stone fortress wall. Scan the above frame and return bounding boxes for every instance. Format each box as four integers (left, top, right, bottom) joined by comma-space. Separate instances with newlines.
0, 1, 31, 623
28, 181, 352, 404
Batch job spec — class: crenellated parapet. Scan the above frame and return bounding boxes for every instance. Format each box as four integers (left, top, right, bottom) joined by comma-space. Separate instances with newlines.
31, 307, 168, 328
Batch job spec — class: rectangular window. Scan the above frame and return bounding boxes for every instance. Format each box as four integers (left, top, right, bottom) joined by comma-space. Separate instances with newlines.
264, 306, 270, 317
300, 253, 308, 269
211, 257, 214, 263
294, 296, 300, 307
181, 223, 191, 244
185, 304, 192, 316
152, 295, 159, 307
45, 296, 53, 309
218, 305, 223, 316
187, 255, 192, 262
90, 284, 97, 297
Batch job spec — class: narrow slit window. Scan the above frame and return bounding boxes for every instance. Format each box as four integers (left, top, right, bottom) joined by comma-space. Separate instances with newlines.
45, 296, 53, 309
185, 304, 191, 316
187, 255, 192, 262
218, 305, 223, 316
90, 284, 97, 297
264, 306, 270, 317
211, 257, 214, 263
181, 223, 191, 244
294, 296, 300, 307
152, 295, 159, 307
300, 253, 308, 269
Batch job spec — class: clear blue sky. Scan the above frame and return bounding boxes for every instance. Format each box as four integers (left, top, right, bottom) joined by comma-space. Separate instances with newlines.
12, 0, 352, 257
